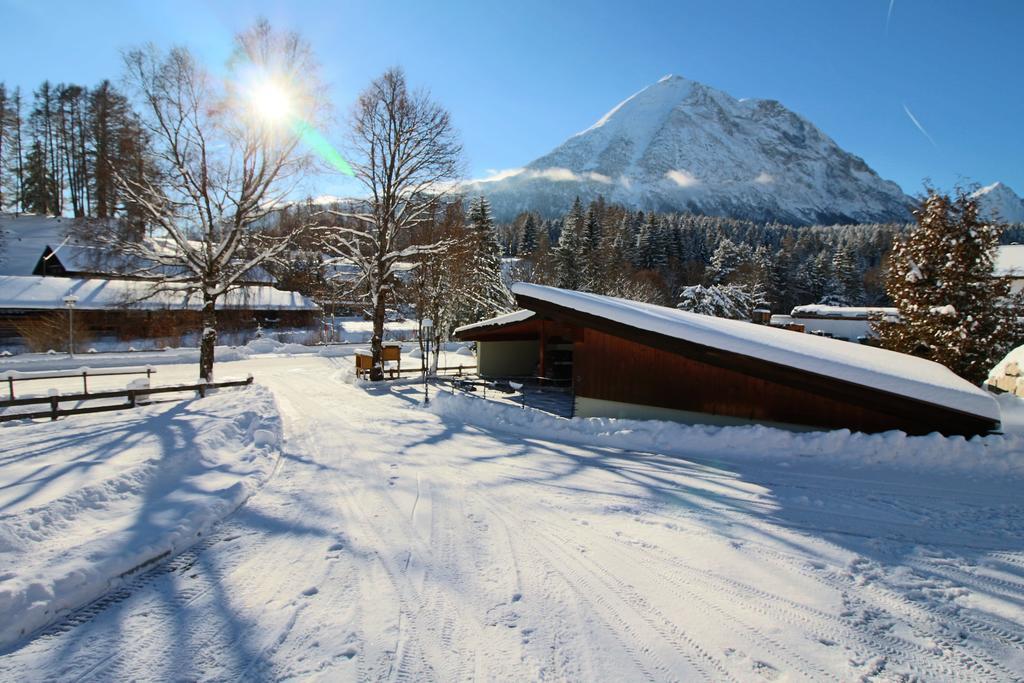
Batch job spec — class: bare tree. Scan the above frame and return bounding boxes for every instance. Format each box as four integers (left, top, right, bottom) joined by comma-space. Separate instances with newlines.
320, 68, 462, 380
82, 21, 325, 380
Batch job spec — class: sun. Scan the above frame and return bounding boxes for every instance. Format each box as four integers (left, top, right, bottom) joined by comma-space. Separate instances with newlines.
248, 78, 293, 125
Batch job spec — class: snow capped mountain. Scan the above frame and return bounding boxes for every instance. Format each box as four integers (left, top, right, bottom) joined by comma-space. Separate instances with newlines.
466, 75, 912, 225
971, 182, 1024, 223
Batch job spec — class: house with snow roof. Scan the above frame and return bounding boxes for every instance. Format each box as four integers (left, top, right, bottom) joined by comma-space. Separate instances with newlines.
455, 283, 999, 437
0, 214, 319, 349
994, 244, 1024, 295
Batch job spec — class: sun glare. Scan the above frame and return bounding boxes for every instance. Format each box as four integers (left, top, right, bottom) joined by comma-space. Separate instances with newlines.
249, 79, 293, 125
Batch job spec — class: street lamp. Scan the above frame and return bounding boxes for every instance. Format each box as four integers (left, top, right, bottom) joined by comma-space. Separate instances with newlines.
421, 318, 433, 405
63, 295, 79, 358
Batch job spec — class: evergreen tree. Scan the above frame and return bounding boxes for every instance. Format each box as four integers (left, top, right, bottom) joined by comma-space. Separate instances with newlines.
820, 246, 861, 306
22, 139, 57, 214
677, 284, 752, 320
556, 197, 585, 289
875, 189, 1022, 383
519, 213, 538, 256
707, 237, 742, 284
467, 195, 513, 318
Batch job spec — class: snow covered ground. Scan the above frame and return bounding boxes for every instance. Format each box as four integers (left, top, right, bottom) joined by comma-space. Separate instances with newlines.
0, 381, 282, 648
1, 353, 1022, 680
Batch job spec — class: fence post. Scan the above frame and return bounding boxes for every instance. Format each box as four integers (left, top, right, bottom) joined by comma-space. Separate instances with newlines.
82, 371, 88, 394
128, 389, 136, 408
6, 377, 12, 401
198, 383, 206, 398
50, 396, 59, 421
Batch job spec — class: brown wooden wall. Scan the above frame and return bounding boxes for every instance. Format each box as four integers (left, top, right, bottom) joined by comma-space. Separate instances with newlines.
573, 327, 956, 435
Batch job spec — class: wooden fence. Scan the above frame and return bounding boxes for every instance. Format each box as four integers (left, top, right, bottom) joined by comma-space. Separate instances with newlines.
3, 367, 156, 400
0, 376, 254, 423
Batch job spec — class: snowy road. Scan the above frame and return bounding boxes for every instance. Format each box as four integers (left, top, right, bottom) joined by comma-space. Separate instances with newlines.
1, 355, 1023, 681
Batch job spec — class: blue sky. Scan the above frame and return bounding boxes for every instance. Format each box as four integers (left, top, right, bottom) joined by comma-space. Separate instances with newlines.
2, 0, 1021, 200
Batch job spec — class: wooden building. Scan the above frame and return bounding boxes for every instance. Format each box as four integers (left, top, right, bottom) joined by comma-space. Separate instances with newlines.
454, 283, 999, 437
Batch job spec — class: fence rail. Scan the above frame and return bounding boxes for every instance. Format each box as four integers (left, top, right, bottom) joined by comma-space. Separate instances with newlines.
3, 367, 156, 400
391, 364, 476, 377
0, 376, 253, 423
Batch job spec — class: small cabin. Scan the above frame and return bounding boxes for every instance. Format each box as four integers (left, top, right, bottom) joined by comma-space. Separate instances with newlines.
454, 284, 999, 437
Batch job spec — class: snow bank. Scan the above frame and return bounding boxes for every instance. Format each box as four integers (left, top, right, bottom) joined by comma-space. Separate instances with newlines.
429, 391, 1024, 479
0, 384, 283, 649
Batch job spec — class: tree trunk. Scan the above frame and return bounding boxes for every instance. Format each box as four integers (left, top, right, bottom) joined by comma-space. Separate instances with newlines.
369, 289, 386, 381
200, 293, 217, 382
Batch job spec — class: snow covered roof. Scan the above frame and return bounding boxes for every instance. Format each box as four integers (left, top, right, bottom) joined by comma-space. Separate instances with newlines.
453, 309, 536, 335
0, 276, 319, 311
790, 305, 900, 319
511, 283, 998, 422
0, 215, 72, 276
994, 244, 1024, 277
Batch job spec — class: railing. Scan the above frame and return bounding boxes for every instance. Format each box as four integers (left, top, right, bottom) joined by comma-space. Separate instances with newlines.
2, 366, 156, 400
391, 364, 476, 377
0, 376, 253, 423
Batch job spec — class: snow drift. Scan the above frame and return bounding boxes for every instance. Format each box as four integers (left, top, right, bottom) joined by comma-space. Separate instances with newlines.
0, 384, 283, 649
429, 390, 1024, 478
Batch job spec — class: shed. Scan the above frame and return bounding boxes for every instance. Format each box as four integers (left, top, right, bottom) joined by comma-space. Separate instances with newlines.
455, 283, 999, 437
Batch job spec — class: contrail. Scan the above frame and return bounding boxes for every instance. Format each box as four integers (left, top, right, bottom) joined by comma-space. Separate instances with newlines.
903, 103, 937, 147
886, 0, 896, 34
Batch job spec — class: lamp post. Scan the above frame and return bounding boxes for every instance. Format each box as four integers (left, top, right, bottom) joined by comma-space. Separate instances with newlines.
421, 318, 433, 405
63, 295, 79, 358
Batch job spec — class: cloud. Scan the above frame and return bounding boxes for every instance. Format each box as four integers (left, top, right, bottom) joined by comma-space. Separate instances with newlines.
534, 167, 580, 182
477, 167, 525, 183
754, 172, 774, 185
473, 167, 612, 184
665, 169, 701, 188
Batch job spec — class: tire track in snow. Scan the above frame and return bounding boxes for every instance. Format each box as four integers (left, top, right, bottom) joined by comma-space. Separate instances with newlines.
600, 528, 970, 682
469, 489, 722, 682
742, 540, 1016, 681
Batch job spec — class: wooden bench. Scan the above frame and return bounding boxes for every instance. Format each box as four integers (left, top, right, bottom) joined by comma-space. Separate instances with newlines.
355, 344, 403, 379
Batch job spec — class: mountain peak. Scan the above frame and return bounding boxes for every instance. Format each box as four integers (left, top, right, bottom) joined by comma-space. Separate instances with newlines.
972, 182, 1024, 223
467, 75, 912, 225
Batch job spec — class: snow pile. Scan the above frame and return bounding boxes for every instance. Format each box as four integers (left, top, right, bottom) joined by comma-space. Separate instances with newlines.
0, 384, 282, 648
429, 390, 1024, 478
513, 283, 998, 421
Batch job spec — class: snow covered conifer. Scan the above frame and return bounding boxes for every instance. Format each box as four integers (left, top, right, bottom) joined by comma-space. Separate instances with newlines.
677, 284, 752, 319
707, 237, 742, 284
875, 188, 1023, 383
556, 197, 585, 289
519, 213, 538, 256
467, 195, 513, 319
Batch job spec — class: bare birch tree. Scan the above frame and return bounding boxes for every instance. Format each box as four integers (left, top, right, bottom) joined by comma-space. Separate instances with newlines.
320, 68, 462, 380
82, 21, 325, 380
